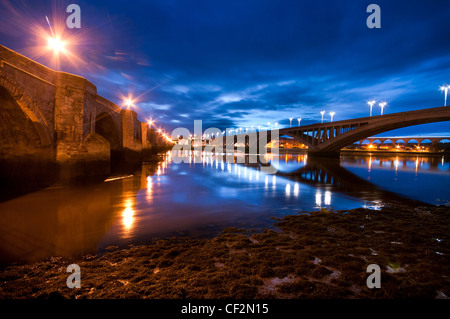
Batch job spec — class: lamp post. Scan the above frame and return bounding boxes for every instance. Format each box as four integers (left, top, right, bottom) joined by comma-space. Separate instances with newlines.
379, 102, 387, 115
289, 117, 293, 128
47, 36, 66, 71
367, 100, 376, 117
330, 111, 335, 122
124, 97, 134, 109
297, 118, 302, 126
320, 110, 325, 123
440, 84, 449, 106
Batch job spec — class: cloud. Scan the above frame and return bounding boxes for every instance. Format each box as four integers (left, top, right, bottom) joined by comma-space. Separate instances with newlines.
2, 0, 449, 136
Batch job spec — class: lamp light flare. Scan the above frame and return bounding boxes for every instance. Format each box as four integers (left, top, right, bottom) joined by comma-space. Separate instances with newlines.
379, 102, 387, 115
329, 111, 335, 122
47, 37, 65, 53
320, 110, 325, 123
440, 84, 449, 106
367, 100, 376, 117
124, 98, 134, 109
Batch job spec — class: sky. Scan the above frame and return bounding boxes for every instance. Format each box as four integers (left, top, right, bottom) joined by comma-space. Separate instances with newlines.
0, 0, 449, 136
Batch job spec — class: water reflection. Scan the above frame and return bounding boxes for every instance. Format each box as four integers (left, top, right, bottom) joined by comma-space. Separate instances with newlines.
121, 198, 135, 238
0, 151, 448, 265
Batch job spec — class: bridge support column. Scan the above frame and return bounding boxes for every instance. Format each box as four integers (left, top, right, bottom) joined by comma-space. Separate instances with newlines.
141, 122, 154, 159
54, 72, 110, 180
121, 109, 143, 162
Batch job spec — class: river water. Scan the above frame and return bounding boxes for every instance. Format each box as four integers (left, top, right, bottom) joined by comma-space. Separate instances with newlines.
0, 151, 449, 265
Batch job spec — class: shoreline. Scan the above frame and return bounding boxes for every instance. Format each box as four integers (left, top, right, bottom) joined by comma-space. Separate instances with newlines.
0, 204, 449, 299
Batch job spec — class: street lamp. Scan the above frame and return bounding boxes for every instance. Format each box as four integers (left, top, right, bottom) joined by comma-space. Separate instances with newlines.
275, 122, 278, 129
440, 84, 449, 106
367, 100, 376, 117
297, 118, 302, 126
379, 102, 387, 115
47, 36, 66, 71
124, 97, 134, 109
267, 122, 271, 130
330, 112, 335, 122
320, 110, 325, 123
289, 117, 293, 128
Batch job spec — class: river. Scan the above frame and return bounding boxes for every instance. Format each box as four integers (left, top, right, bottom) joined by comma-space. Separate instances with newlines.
0, 151, 449, 265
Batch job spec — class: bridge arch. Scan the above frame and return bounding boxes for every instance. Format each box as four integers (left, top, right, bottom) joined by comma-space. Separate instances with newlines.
382, 139, 393, 144
420, 139, 432, 144
407, 139, 419, 144
286, 107, 450, 154
0, 74, 52, 147
372, 139, 382, 144
439, 139, 450, 144
95, 112, 121, 152
395, 139, 405, 144
0, 84, 53, 160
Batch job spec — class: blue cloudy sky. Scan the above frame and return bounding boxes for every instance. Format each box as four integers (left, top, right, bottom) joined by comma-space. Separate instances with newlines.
1, 0, 449, 136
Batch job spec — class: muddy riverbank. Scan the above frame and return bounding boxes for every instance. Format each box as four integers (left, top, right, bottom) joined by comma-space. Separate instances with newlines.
0, 204, 449, 299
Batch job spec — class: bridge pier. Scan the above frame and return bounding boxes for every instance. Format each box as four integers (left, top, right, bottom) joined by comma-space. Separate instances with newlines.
54, 72, 111, 180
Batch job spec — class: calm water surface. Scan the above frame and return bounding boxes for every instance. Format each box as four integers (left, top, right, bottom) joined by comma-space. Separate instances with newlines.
0, 152, 449, 265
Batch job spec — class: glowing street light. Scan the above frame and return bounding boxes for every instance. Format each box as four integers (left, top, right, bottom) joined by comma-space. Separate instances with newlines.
289, 117, 293, 128
47, 36, 66, 71
379, 102, 387, 115
275, 122, 278, 129
48, 37, 65, 53
297, 118, 302, 126
320, 110, 325, 123
329, 111, 335, 122
124, 98, 134, 109
440, 84, 449, 106
367, 100, 376, 117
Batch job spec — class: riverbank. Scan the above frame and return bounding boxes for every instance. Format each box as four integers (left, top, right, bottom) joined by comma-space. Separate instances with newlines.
0, 204, 449, 299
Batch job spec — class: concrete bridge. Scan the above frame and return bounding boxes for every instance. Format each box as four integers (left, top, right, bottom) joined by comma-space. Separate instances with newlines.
211, 106, 450, 157
356, 136, 450, 147
0, 45, 169, 178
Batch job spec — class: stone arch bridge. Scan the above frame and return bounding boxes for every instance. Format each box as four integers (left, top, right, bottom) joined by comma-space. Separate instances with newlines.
0, 45, 168, 176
